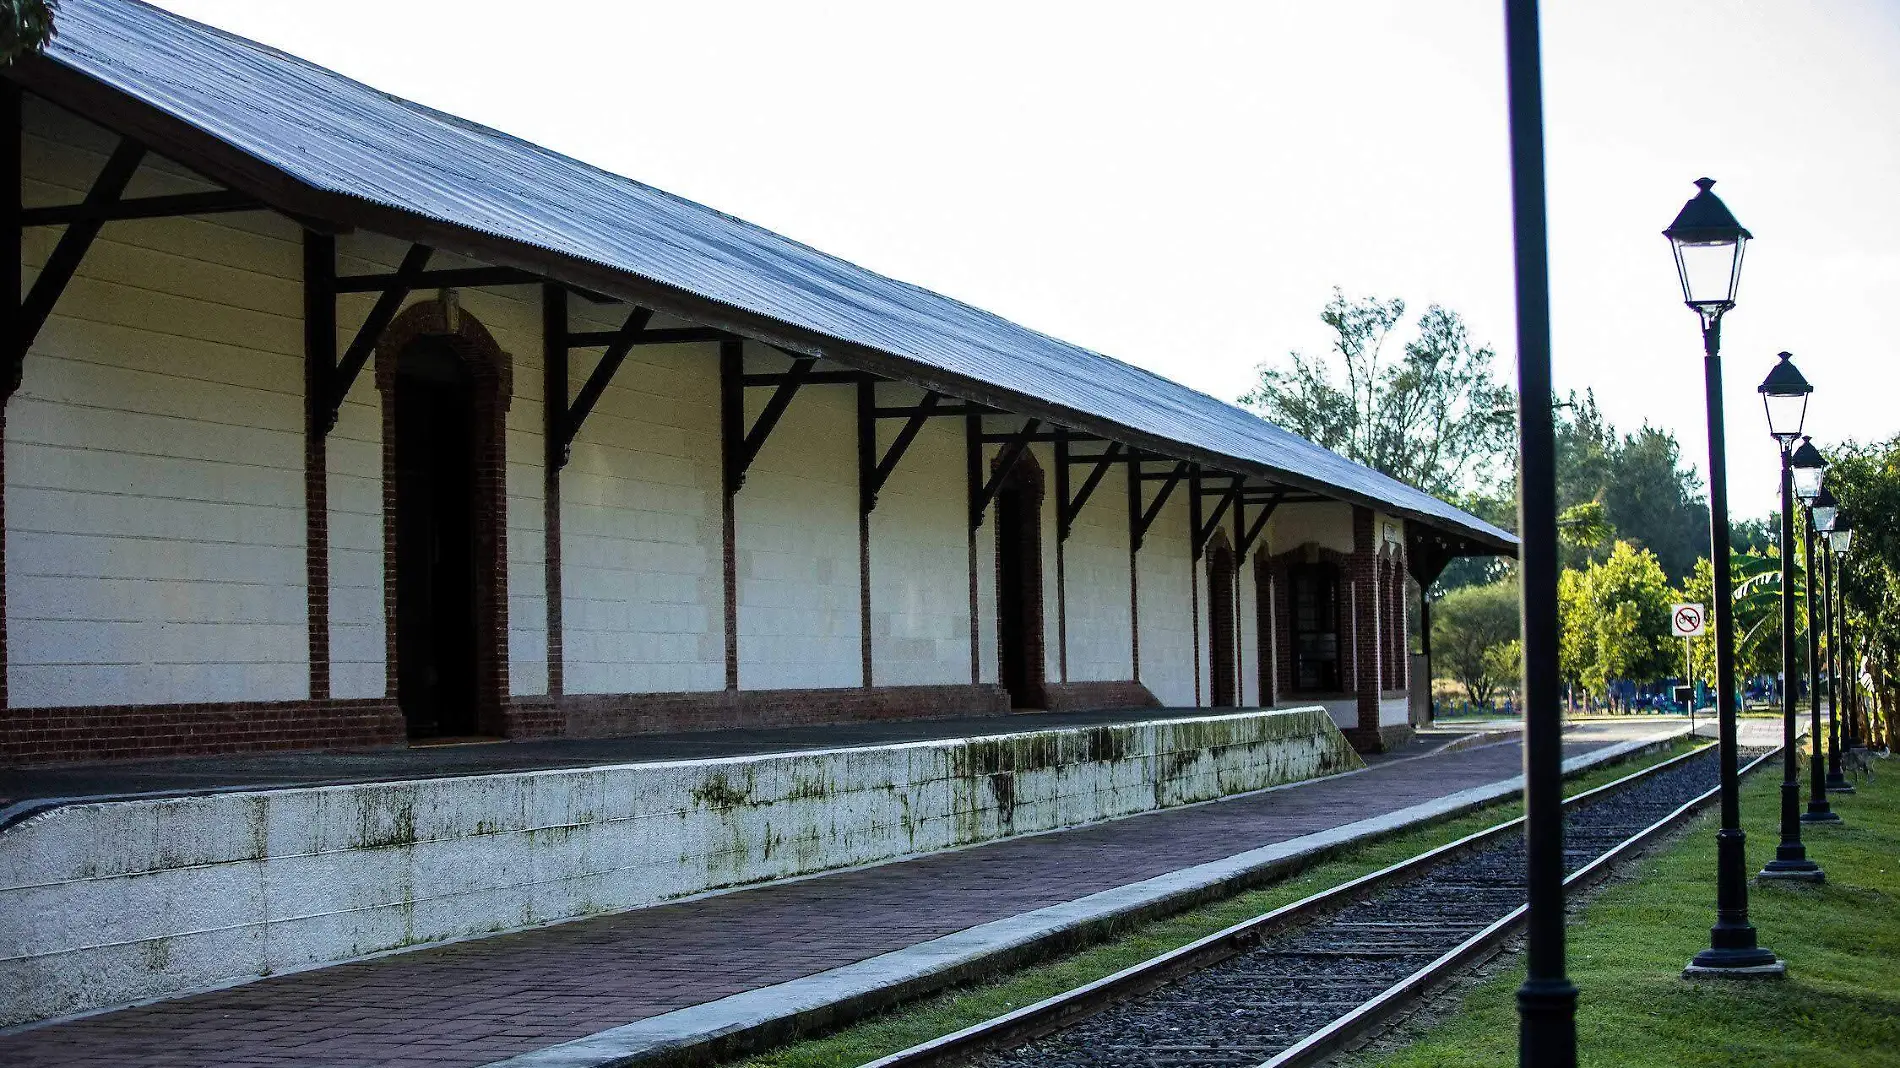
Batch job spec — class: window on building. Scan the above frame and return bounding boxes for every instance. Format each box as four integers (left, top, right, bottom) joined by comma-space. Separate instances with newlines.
1290, 563, 1341, 692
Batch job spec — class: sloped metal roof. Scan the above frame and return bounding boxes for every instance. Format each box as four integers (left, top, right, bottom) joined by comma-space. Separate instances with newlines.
34, 0, 1514, 550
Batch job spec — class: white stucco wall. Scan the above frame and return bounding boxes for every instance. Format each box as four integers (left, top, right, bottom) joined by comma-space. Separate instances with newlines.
734, 350, 861, 690
8, 103, 308, 707
868, 398, 970, 687
556, 305, 724, 696
0, 706, 1362, 1027
1061, 456, 1134, 684
1135, 487, 1196, 706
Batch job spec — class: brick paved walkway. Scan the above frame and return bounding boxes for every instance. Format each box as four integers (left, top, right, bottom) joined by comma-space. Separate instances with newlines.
0, 724, 1677, 1068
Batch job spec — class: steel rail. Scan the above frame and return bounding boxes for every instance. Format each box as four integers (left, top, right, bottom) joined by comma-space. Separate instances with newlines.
858, 739, 1774, 1068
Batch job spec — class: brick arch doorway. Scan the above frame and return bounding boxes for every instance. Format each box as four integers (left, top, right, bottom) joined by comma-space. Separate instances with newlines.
1206, 529, 1238, 707
993, 450, 1047, 710
376, 300, 512, 740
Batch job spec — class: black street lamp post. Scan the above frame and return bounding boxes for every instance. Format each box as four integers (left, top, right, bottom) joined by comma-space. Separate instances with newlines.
1831, 517, 1858, 754
1757, 358, 1822, 881
1792, 439, 1839, 824
1503, 3, 1577, 1063
1666, 178, 1783, 977
1816, 492, 1853, 793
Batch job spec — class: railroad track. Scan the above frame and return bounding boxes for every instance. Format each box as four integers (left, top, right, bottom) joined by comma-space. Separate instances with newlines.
862, 739, 1777, 1068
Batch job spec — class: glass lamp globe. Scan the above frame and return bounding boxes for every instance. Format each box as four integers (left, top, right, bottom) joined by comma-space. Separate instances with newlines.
1789, 437, 1827, 503
1663, 178, 1752, 322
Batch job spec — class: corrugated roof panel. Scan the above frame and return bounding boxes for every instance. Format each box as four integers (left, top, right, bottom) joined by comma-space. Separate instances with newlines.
38, 0, 1515, 548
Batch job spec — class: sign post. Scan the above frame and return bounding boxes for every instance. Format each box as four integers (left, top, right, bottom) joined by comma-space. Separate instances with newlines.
1672, 603, 1707, 735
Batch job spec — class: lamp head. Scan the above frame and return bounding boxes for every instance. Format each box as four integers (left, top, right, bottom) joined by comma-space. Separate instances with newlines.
1664, 178, 1751, 326
1813, 484, 1839, 533
1789, 435, 1827, 503
1758, 351, 1811, 446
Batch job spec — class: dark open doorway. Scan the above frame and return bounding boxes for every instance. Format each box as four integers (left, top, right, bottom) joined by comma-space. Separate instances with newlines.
994, 454, 1046, 710
393, 338, 479, 739
1207, 533, 1238, 707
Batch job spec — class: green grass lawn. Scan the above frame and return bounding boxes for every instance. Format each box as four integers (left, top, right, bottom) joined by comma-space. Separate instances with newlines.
724, 736, 1704, 1068
1355, 747, 1900, 1068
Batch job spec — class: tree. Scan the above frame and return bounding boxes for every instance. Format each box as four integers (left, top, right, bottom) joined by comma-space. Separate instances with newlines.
1, 1, 55, 66
1241, 289, 1514, 498
1431, 579, 1520, 707
1815, 437, 1900, 748
1558, 541, 1676, 703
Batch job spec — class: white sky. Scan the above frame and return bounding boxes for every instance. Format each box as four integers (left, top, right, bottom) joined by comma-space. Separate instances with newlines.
150, 0, 1900, 520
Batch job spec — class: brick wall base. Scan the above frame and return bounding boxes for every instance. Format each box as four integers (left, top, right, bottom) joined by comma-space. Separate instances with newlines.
1, 699, 406, 766
504, 683, 1015, 740
1038, 680, 1161, 713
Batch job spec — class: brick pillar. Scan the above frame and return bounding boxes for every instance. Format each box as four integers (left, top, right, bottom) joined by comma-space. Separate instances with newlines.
1346, 506, 1385, 752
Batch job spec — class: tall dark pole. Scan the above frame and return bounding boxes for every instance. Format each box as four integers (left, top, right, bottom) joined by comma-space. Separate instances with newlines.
1802, 507, 1839, 822
1502, 2, 1576, 1060
1839, 553, 1858, 752
1761, 450, 1821, 879
1683, 318, 1781, 976
1823, 546, 1851, 792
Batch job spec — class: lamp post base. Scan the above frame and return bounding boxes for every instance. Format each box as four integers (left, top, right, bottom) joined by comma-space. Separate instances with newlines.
1800, 808, 1843, 824
1683, 959, 1788, 979
1825, 779, 1856, 794
1757, 862, 1825, 883
1684, 943, 1785, 979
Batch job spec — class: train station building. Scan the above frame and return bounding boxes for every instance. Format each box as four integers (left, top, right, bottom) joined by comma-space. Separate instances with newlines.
0, 0, 1515, 1030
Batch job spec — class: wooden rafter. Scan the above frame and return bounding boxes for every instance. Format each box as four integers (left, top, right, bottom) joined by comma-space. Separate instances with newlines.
19, 188, 260, 227
1237, 487, 1285, 558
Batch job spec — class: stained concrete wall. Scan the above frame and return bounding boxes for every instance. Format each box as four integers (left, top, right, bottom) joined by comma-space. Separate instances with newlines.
0, 707, 1361, 1026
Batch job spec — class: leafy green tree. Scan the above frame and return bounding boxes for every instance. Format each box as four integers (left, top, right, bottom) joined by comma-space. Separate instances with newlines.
1558, 541, 1676, 702
1241, 289, 1514, 498
1, 0, 55, 66
1814, 437, 1900, 747
1430, 578, 1520, 707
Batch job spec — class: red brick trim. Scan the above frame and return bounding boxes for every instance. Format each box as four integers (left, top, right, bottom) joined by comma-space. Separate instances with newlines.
967, 523, 981, 684
374, 300, 513, 737
1349, 506, 1385, 748
1, 699, 405, 766
1040, 680, 1160, 712
1129, 546, 1141, 683
544, 470, 564, 697
503, 683, 1013, 739
303, 386, 331, 704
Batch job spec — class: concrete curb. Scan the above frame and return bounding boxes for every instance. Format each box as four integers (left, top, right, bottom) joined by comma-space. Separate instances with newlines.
483, 731, 1687, 1068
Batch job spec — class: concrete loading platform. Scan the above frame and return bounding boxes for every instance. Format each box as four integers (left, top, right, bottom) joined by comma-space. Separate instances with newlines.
0, 718, 1702, 1068
1, 705, 1367, 1028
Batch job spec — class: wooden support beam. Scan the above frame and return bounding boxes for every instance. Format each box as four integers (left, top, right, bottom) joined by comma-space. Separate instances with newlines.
569, 325, 730, 347
335, 264, 540, 292
1060, 441, 1123, 541
1193, 472, 1238, 555
1237, 488, 1284, 558
978, 430, 1105, 444
326, 243, 431, 421
1133, 460, 1187, 551
556, 305, 653, 465
740, 369, 864, 386
873, 401, 995, 418
721, 340, 745, 495
19, 188, 262, 226
735, 356, 814, 483
970, 418, 1039, 529
862, 388, 941, 512
543, 283, 569, 470
11, 137, 146, 383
